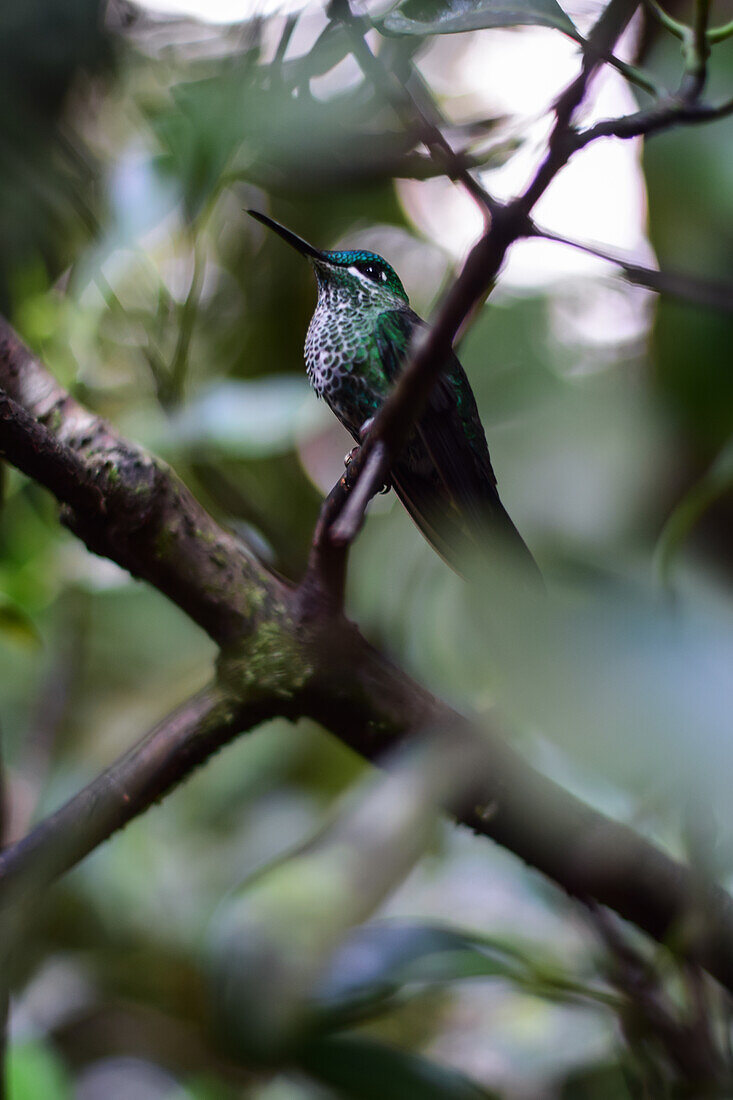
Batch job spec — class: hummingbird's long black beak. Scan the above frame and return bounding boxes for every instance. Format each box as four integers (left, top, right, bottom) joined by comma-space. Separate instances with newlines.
247, 210, 327, 263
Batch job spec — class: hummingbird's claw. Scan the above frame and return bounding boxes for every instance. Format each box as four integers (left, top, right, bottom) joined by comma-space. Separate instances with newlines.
379, 479, 392, 495
343, 445, 360, 468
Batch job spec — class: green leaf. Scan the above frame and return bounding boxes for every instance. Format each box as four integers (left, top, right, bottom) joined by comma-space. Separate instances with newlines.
5, 1041, 71, 1100
301, 1036, 498, 1100
381, 0, 578, 38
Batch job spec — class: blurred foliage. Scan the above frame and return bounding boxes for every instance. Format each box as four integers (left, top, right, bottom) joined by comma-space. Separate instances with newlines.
0, 0, 116, 311
2, 0, 733, 1097
5, 1040, 71, 1100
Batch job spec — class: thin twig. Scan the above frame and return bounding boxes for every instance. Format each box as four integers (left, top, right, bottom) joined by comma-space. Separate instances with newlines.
642, 0, 688, 39
708, 17, 733, 43
529, 223, 733, 313
520, 0, 640, 212
598, 49, 663, 97
273, 11, 298, 70
296, 471, 353, 618
330, 441, 388, 545
574, 0, 731, 154
573, 91, 733, 147
688, 0, 712, 90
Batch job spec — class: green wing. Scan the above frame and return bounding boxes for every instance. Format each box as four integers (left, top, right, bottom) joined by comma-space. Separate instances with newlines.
373, 309, 538, 574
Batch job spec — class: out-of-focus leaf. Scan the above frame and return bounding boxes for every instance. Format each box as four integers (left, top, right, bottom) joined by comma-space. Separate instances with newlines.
207, 737, 487, 1061
152, 75, 245, 222
0, 0, 113, 308
280, 22, 353, 83
150, 57, 419, 215
207, 760, 438, 1059
5, 1040, 71, 1100
300, 1035, 498, 1100
381, 0, 577, 38
0, 598, 41, 650
315, 921, 528, 1016
315, 920, 616, 1025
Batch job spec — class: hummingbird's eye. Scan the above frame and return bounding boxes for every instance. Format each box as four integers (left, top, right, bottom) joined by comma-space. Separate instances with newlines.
356, 262, 387, 283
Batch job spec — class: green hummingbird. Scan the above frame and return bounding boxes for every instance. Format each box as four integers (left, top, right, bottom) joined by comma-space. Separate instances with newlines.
249, 210, 537, 574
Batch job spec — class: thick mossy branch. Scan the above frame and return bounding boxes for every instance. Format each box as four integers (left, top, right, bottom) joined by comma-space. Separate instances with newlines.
0, 318, 285, 647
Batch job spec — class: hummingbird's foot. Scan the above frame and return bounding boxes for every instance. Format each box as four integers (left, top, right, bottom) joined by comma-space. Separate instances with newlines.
342, 445, 390, 493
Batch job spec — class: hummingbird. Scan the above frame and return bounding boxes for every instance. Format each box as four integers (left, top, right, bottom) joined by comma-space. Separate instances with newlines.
249, 210, 538, 575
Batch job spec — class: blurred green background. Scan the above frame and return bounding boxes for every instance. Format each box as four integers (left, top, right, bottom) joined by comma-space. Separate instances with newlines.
1, 0, 733, 1095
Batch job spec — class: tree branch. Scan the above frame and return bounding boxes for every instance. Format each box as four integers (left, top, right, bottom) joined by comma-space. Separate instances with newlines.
528, 223, 733, 313
574, 0, 731, 151
0, 387, 105, 513
642, 0, 688, 40
4, 349, 733, 985
0, 319, 286, 647
519, 0, 640, 213
687, 0, 711, 95
296, 472, 353, 619
0, 683, 277, 906
574, 91, 733, 147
